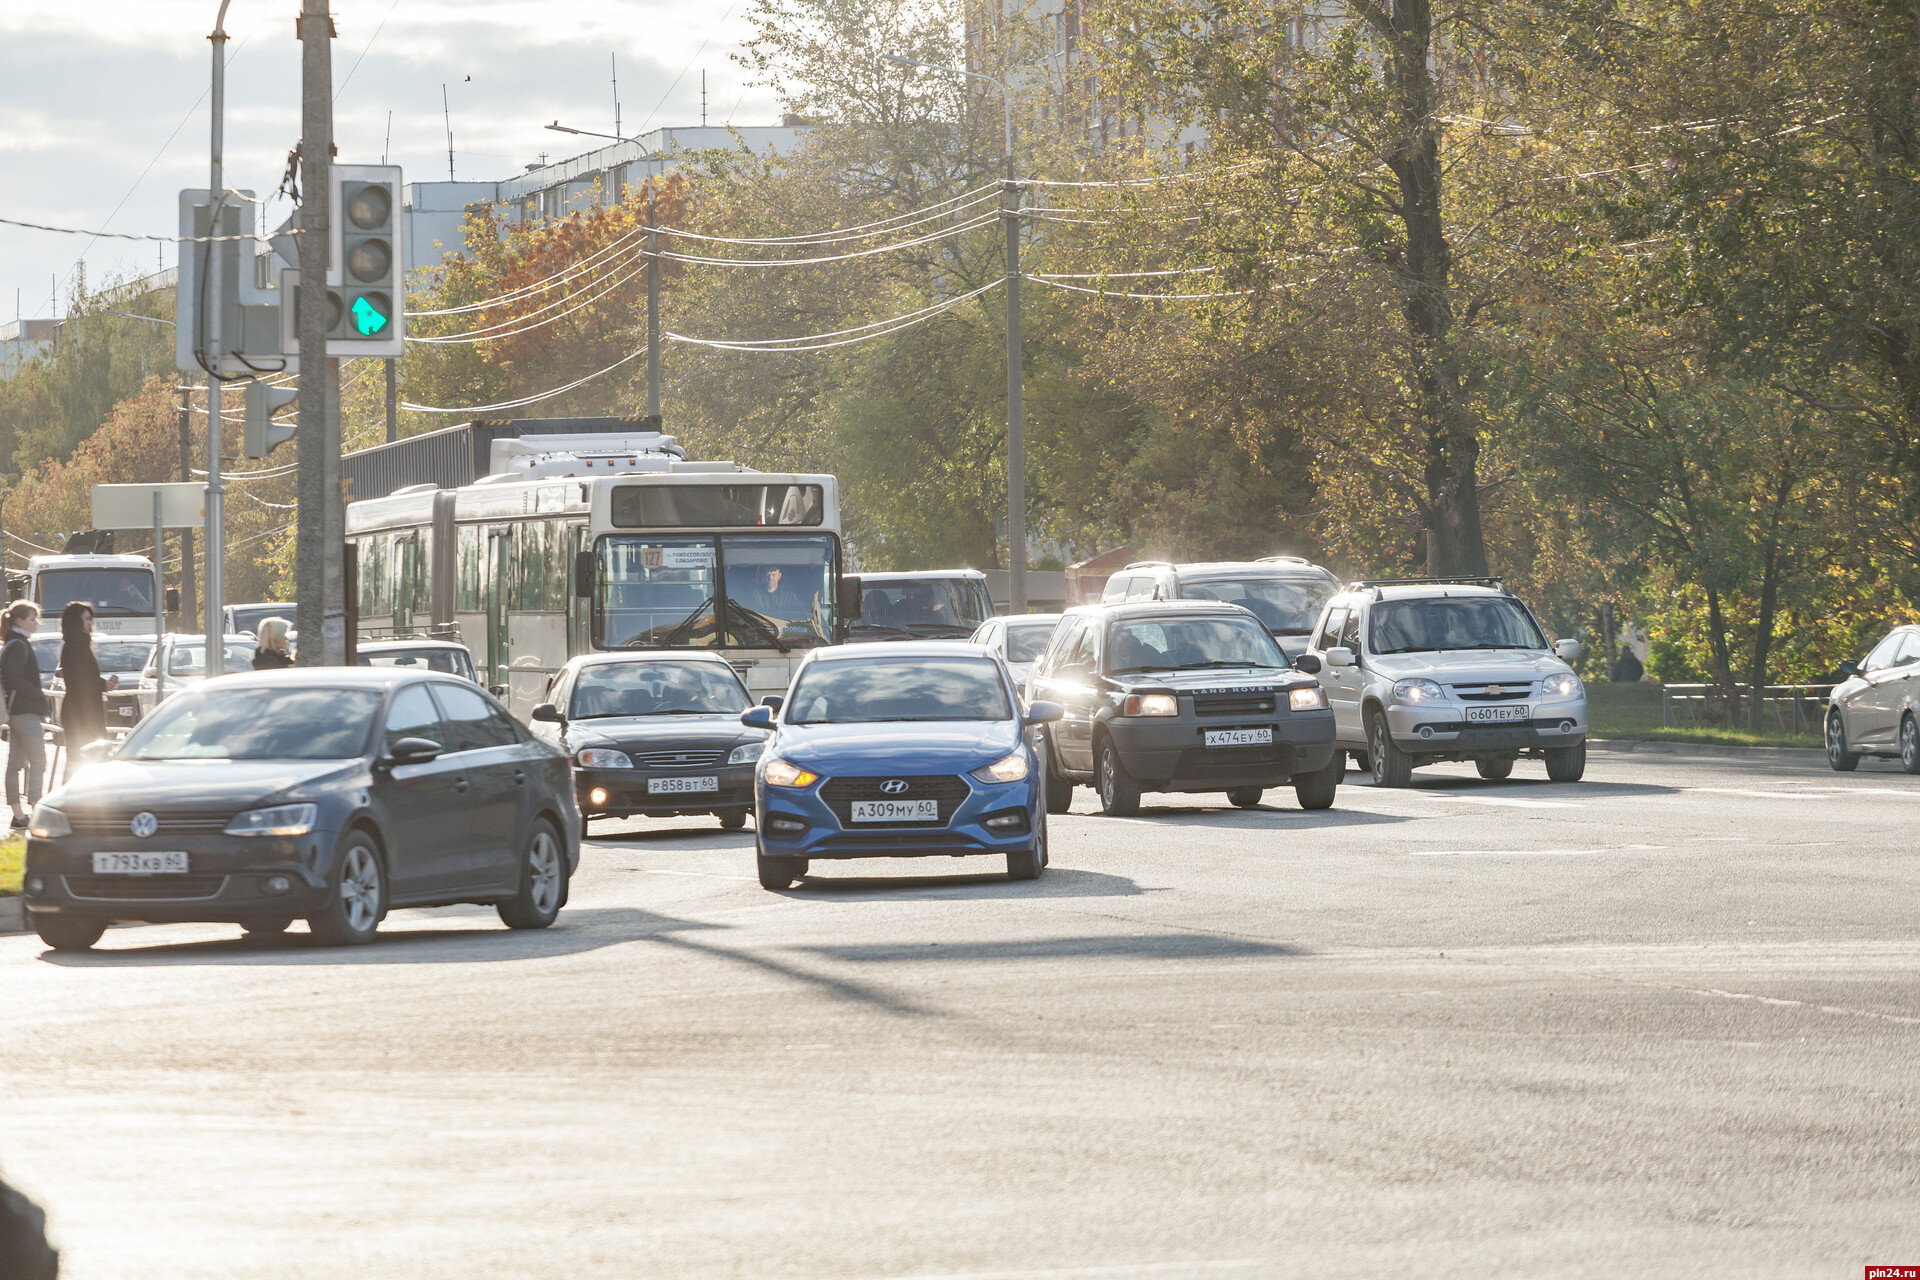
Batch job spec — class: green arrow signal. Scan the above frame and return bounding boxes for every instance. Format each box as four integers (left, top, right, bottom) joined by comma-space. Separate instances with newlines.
350, 295, 390, 336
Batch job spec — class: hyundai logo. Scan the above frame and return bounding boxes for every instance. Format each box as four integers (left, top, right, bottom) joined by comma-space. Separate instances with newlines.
880, 779, 910, 795
130, 812, 158, 838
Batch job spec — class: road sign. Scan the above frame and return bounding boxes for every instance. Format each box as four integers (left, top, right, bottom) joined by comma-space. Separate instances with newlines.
175, 189, 294, 376
91, 483, 207, 531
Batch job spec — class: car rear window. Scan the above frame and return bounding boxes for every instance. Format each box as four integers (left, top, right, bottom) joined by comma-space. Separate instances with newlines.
786, 658, 1010, 723
1005, 620, 1058, 663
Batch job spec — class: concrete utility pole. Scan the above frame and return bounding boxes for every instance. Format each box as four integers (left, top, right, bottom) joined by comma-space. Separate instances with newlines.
384, 358, 397, 442
178, 384, 196, 625
296, 0, 345, 664
883, 53, 1024, 612
647, 185, 661, 421
204, 1, 232, 670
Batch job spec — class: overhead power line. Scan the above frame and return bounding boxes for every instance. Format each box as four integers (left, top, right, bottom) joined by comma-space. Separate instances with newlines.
666, 279, 1003, 353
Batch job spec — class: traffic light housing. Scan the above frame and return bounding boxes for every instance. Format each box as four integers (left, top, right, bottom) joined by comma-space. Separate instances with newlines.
326, 164, 404, 357
244, 381, 298, 458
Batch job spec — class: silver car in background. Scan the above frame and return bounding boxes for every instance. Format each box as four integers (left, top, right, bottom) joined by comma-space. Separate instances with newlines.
969, 613, 1064, 695
1825, 625, 1920, 771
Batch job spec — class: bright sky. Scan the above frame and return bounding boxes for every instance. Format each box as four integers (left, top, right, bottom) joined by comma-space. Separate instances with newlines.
0, 0, 776, 323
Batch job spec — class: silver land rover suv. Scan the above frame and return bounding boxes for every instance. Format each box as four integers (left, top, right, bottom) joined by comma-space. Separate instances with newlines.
1301, 578, 1588, 786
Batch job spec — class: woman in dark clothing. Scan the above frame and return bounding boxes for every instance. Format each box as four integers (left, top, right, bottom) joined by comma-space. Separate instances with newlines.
57, 600, 110, 775
252, 617, 295, 670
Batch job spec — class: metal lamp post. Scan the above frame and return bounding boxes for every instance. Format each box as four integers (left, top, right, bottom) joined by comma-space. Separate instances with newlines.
882, 53, 1026, 614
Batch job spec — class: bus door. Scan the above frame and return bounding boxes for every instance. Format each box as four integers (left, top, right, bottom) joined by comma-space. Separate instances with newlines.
485, 528, 510, 697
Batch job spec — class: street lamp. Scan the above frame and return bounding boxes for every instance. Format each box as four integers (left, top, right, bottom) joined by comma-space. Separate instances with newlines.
882, 52, 1027, 614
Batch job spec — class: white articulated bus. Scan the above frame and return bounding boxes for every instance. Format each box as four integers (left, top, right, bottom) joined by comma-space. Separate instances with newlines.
345, 443, 851, 718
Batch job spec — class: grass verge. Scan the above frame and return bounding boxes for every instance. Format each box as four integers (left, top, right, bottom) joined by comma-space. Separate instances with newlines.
0, 834, 22, 896
1585, 681, 1822, 749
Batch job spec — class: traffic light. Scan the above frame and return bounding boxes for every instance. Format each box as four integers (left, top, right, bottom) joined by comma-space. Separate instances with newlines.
244, 381, 298, 458
326, 164, 404, 358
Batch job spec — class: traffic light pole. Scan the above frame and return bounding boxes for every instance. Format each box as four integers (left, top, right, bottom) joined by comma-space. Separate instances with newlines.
296, 0, 343, 664
204, 1, 232, 672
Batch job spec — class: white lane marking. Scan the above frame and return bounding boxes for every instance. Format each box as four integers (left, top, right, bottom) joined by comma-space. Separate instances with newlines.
1581, 973, 1920, 1027
867, 1260, 1267, 1280
1424, 794, 1584, 809
1685, 788, 1842, 799
1413, 843, 1673, 857
636, 868, 759, 882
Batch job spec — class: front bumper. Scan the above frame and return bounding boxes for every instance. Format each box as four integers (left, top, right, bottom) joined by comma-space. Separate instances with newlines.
576, 763, 756, 817
1384, 699, 1587, 751
755, 774, 1040, 860
23, 830, 336, 923
1105, 711, 1337, 790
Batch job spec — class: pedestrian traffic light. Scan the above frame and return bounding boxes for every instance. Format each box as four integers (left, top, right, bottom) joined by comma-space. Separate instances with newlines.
326, 164, 404, 358
244, 380, 298, 458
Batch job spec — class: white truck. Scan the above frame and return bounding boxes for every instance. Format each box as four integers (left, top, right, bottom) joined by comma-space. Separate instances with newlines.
22, 552, 162, 636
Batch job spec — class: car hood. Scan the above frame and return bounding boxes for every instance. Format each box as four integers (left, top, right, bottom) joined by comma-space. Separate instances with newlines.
46, 758, 360, 812
773, 719, 1021, 774
1108, 666, 1309, 693
564, 714, 764, 752
1362, 650, 1574, 685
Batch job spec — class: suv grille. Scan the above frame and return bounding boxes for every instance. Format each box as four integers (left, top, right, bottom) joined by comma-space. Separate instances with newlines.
628, 748, 727, 769
64, 874, 229, 901
1452, 682, 1534, 702
67, 811, 234, 836
818, 774, 971, 826
1193, 692, 1277, 717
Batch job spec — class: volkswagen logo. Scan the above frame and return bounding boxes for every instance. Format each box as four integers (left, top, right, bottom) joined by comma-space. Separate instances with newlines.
880, 779, 910, 795
129, 812, 158, 839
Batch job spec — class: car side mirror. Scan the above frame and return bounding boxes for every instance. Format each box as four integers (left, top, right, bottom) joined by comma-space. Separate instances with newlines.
489, 684, 508, 699
1554, 638, 1582, 662
385, 736, 443, 765
1292, 653, 1322, 675
531, 703, 564, 723
1325, 646, 1355, 669
164, 587, 180, 613
760, 694, 784, 711
838, 574, 863, 620
74, 739, 116, 766
1838, 659, 1859, 678
740, 705, 776, 730
1024, 700, 1065, 726
574, 549, 596, 599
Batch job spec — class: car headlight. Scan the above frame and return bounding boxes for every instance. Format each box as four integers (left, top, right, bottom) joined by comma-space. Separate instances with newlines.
576, 748, 633, 769
27, 804, 69, 839
727, 741, 765, 765
1122, 693, 1179, 716
762, 757, 819, 788
1544, 672, 1583, 698
1393, 678, 1445, 705
1288, 685, 1329, 711
969, 751, 1031, 783
224, 803, 318, 837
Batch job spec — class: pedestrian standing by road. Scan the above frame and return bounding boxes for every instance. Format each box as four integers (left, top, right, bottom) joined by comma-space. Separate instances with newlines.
252, 618, 294, 671
1, 601, 48, 830
56, 601, 114, 780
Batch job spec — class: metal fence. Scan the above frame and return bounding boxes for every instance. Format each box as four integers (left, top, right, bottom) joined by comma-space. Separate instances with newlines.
1660, 683, 1834, 736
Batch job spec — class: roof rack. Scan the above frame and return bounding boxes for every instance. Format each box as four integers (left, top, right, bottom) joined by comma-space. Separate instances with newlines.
1121, 560, 1174, 571
1255, 555, 1312, 566
1349, 575, 1509, 597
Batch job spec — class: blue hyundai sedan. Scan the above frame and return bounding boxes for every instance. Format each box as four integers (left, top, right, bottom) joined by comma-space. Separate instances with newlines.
741, 642, 1064, 890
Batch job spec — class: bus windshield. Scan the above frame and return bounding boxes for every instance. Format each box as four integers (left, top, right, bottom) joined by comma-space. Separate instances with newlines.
594, 534, 838, 652
38, 569, 155, 618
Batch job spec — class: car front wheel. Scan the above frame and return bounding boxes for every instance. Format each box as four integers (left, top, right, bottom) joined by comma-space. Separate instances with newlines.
1007, 809, 1046, 881
498, 819, 566, 930
1043, 738, 1074, 815
755, 836, 806, 890
1827, 711, 1860, 772
1293, 753, 1341, 810
1366, 710, 1414, 787
33, 913, 106, 953
1097, 737, 1142, 817
1475, 755, 1515, 781
1544, 740, 1587, 783
308, 831, 386, 947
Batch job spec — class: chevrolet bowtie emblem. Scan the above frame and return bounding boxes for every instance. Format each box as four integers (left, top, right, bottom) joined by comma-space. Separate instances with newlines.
1483, 685, 1505, 697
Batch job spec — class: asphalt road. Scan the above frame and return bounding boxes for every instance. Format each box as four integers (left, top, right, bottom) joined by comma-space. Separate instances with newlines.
3, 746, 1918, 1279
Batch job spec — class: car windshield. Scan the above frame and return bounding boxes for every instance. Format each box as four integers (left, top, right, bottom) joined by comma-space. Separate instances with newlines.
856, 578, 993, 637
96, 641, 153, 674
569, 661, 750, 718
786, 657, 1011, 724
1005, 620, 1059, 663
30, 638, 61, 672
120, 686, 381, 760
168, 641, 257, 676
594, 534, 838, 652
38, 569, 155, 618
1370, 597, 1545, 653
228, 604, 292, 635
1106, 617, 1289, 673
359, 647, 473, 678
1181, 576, 1335, 634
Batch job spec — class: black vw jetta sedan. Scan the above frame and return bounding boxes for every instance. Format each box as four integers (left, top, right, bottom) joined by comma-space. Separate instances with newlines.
531, 651, 770, 830
22, 668, 580, 951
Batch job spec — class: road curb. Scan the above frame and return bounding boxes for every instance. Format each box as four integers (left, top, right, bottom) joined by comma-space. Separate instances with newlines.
1590, 737, 1828, 764
0, 896, 25, 934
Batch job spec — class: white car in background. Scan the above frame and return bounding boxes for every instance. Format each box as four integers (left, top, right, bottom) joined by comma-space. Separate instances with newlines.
356, 638, 481, 685
1825, 625, 1920, 771
969, 613, 1064, 695
135, 634, 258, 718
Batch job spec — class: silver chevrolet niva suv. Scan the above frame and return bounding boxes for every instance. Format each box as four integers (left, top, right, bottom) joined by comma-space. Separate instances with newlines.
1301, 578, 1588, 786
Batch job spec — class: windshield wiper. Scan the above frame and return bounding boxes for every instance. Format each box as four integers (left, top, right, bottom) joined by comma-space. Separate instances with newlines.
572, 709, 717, 719
724, 598, 791, 655
652, 597, 717, 648
850, 622, 919, 639
1174, 660, 1263, 669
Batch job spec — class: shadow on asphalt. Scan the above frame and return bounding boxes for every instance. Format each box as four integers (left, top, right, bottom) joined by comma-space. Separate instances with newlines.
801, 933, 1299, 964
1065, 805, 1419, 828
1381, 776, 1681, 799
783, 866, 1151, 900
